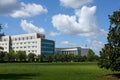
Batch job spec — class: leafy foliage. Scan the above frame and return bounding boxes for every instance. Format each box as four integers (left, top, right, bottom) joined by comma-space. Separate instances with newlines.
16, 51, 27, 61
28, 53, 36, 62
0, 50, 98, 62
8, 49, 16, 61
87, 49, 95, 61
0, 51, 6, 61
99, 10, 120, 71
0, 24, 4, 50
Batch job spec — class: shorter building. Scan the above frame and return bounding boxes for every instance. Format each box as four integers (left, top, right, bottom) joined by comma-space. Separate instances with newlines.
81, 48, 89, 56
55, 47, 89, 56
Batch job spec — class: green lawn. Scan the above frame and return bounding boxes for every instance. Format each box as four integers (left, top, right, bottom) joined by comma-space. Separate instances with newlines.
0, 62, 119, 80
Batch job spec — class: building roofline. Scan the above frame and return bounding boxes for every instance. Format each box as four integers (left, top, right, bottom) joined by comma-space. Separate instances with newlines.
3, 33, 45, 37
42, 39, 55, 42
81, 47, 90, 49
56, 47, 81, 49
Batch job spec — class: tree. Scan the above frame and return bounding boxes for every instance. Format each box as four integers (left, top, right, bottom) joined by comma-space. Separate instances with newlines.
94, 55, 99, 61
87, 49, 95, 61
45, 54, 53, 62
0, 24, 2, 38
37, 55, 42, 62
99, 10, 120, 71
3, 52, 9, 61
0, 24, 4, 38
8, 49, 16, 62
73, 55, 82, 62
16, 51, 27, 61
0, 24, 4, 50
52, 54, 59, 62
0, 51, 6, 62
28, 53, 36, 62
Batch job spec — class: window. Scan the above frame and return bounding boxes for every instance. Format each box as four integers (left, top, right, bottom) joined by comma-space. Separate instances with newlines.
26, 37, 28, 40
30, 36, 33, 39
15, 38, 17, 41
35, 50, 37, 52
22, 37, 24, 40
4, 39, 6, 41
19, 37, 21, 40
32, 50, 34, 52
20, 42, 22, 44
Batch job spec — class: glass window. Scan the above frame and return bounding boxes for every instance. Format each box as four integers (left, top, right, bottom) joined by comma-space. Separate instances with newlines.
20, 42, 22, 44
22, 37, 24, 40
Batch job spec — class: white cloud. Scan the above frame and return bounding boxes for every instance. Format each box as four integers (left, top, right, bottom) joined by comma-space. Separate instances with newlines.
49, 32, 60, 37
0, 0, 20, 15
0, 0, 47, 18
11, 2, 47, 18
20, 20, 45, 34
87, 39, 104, 55
52, 6, 107, 37
61, 41, 78, 47
61, 41, 69, 45
4, 23, 8, 28
60, 0, 93, 8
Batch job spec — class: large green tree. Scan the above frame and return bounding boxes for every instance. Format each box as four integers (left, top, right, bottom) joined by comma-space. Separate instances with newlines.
8, 49, 16, 61
0, 51, 6, 62
99, 10, 120, 71
28, 53, 36, 62
87, 49, 95, 61
16, 51, 27, 61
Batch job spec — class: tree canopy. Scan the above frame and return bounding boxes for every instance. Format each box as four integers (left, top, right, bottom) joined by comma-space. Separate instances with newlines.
99, 10, 120, 71
87, 49, 95, 61
0, 24, 4, 50
0, 24, 4, 37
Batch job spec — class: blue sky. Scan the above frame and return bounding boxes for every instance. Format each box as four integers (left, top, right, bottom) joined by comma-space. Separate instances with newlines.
0, 0, 120, 55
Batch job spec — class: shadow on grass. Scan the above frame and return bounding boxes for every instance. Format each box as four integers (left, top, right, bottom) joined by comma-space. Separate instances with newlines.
0, 73, 39, 80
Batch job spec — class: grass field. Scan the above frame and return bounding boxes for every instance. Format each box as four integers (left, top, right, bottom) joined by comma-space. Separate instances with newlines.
0, 62, 119, 80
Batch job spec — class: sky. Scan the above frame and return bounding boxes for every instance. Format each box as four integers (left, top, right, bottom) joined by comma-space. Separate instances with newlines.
0, 0, 120, 55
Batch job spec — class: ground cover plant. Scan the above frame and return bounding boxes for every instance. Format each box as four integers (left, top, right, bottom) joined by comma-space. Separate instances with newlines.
0, 62, 119, 80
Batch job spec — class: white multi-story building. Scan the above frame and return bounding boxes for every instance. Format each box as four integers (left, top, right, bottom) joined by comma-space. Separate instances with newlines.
0, 36, 10, 52
0, 33, 55, 55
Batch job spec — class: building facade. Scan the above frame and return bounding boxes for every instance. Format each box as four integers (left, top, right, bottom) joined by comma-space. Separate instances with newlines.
81, 48, 89, 56
55, 47, 89, 56
0, 33, 55, 55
